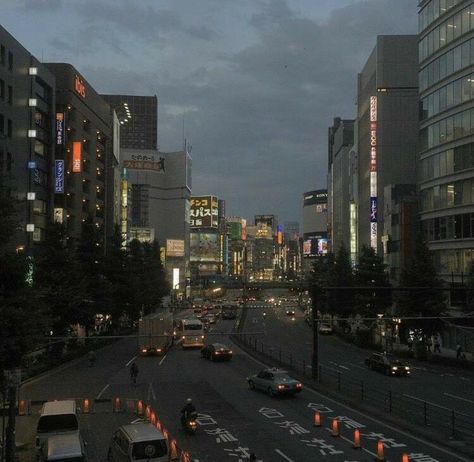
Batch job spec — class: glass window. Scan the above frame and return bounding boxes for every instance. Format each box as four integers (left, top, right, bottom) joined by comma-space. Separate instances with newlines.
439, 53, 447, 80
446, 49, 454, 74
447, 82, 454, 106
447, 17, 454, 42
454, 45, 462, 70
433, 122, 440, 145
440, 152, 447, 176
447, 183, 455, 206
462, 40, 470, 68
439, 86, 447, 110
428, 93, 434, 116
471, 108, 474, 134
434, 185, 441, 208
446, 116, 454, 141
463, 110, 471, 135
434, 155, 440, 178
462, 7, 471, 34
455, 215, 462, 238
454, 13, 462, 39
463, 180, 471, 204
454, 112, 463, 137
453, 79, 462, 105
440, 22, 447, 46
463, 213, 471, 238
455, 181, 463, 205
462, 75, 471, 102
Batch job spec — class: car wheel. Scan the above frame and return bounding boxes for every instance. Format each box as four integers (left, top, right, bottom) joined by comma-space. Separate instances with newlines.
248, 380, 255, 390
267, 387, 275, 397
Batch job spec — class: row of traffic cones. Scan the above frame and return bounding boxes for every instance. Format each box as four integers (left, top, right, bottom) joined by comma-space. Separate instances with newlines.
313, 410, 411, 461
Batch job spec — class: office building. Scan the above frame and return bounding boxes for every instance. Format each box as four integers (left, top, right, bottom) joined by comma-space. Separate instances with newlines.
328, 117, 355, 253
419, 0, 474, 280
45, 63, 114, 243
302, 190, 328, 271
102, 95, 157, 150
253, 215, 277, 280
0, 25, 56, 251
356, 35, 419, 257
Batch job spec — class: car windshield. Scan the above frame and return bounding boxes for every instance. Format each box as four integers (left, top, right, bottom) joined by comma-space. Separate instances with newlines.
37, 415, 78, 433
273, 372, 292, 381
132, 439, 167, 459
184, 324, 202, 330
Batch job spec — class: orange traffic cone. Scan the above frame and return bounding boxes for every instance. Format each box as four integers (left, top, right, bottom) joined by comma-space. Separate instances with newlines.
313, 410, 321, 427
331, 418, 340, 437
353, 428, 361, 449
401, 454, 409, 462
82, 399, 91, 414
136, 400, 144, 416
169, 439, 179, 461
113, 397, 121, 412
376, 440, 386, 461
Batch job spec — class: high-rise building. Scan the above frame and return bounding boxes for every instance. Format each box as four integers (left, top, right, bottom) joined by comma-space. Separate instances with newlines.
0, 25, 56, 251
284, 221, 300, 242
253, 215, 277, 280
418, 1, 474, 281
356, 35, 419, 257
328, 117, 355, 253
45, 63, 114, 243
101, 95, 157, 150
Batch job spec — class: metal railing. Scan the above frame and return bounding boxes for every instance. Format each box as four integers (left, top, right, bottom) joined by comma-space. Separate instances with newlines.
232, 332, 474, 442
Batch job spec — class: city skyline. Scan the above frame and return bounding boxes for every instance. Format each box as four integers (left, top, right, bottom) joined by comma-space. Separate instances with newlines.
1, 0, 417, 222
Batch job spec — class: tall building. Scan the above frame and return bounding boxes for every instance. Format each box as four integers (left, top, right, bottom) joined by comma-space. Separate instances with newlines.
0, 26, 56, 251
419, 0, 474, 281
356, 35, 419, 257
253, 215, 277, 280
45, 63, 114, 243
302, 190, 328, 272
328, 117, 355, 253
284, 221, 300, 242
101, 95, 157, 150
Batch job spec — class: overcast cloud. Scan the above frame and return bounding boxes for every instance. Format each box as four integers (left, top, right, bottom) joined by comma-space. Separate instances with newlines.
1, 0, 417, 223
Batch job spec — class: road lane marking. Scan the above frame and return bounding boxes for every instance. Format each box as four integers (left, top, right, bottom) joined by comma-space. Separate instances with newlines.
328, 428, 377, 458
444, 392, 474, 404
235, 342, 472, 462
96, 384, 109, 399
159, 353, 168, 366
339, 365, 350, 370
125, 355, 137, 367
275, 449, 294, 461
148, 382, 156, 401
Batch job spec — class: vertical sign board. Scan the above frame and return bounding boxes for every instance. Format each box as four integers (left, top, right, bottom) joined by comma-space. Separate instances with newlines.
54, 159, 64, 193
56, 113, 65, 145
369, 96, 378, 252
72, 141, 82, 173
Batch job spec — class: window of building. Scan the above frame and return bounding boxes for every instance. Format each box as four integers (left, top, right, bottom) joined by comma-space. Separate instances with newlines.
33, 199, 47, 214
7, 119, 12, 138
0, 45, 5, 65
32, 227, 44, 242
34, 140, 46, 157
7, 85, 12, 105
6, 152, 12, 172
0, 114, 4, 135
7, 51, 13, 71
0, 79, 4, 100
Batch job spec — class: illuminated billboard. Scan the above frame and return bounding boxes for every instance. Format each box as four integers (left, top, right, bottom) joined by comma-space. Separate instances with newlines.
369, 95, 378, 252
56, 113, 65, 145
190, 232, 220, 262
123, 153, 165, 172
190, 196, 218, 228
166, 239, 185, 257
72, 141, 81, 173
227, 221, 242, 241
318, 239, 329, 255
303, 240, 312, 256
277, 224, 283, 245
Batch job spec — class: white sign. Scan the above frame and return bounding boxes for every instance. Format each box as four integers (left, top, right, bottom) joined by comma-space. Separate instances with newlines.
54, 208, 64, 224
166, 239, 185, 257
370, 96, 377, 122
173, 268, 180, 290
27, 192, 36, 200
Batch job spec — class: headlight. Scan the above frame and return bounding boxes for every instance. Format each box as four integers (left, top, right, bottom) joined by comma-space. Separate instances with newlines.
182, 336, 185, 339
392, 366, 398, 371
405, 366, 410, 370
228, 350, 233, 354
277, 384, 285, 389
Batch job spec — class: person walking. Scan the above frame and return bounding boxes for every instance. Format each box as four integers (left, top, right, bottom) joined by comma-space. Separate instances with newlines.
456, 344, 466, 360
433, 334, 441, 354
130, 361, 139, 385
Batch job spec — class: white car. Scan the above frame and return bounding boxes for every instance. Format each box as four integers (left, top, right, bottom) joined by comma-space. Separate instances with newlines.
319, 323, 333, 335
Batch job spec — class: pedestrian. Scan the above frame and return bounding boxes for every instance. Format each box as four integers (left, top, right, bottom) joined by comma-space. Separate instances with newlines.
434, 334, 441, 354
130, 361, 139, 385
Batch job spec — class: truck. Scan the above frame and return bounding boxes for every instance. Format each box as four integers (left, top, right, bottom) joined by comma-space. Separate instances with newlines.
138, 312, 174, 355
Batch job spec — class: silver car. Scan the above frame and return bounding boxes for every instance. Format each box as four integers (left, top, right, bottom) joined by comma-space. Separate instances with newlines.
247, 368, 302, 396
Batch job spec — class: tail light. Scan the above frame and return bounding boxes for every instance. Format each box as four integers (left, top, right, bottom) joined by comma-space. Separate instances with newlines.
296, 383, 302, 388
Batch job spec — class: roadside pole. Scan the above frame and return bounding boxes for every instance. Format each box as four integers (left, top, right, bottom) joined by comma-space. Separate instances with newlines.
311, 305, 319, 381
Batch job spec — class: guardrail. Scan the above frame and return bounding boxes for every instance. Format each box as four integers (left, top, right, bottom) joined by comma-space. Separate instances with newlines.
232, 332, 474, 443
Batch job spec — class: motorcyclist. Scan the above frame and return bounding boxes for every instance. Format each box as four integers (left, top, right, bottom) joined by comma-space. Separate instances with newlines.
181, 398, 196, 425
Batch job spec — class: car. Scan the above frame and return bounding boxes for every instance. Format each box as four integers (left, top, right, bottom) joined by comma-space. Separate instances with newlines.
201, 343, 233, 361
319, 323, 333, 335
364, 353, 411, 376
204, 313, 216, 324
247, 368, 302, 396
286, 309, 295, 316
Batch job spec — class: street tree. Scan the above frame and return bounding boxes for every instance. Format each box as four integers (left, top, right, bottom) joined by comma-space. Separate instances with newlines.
397, 235, 446, 337
354, 245, 391, 319
330, 245, 354, 317
308, 253, 335, 316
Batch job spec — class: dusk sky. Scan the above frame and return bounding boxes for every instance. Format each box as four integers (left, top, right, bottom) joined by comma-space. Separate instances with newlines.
2, 0, 417, 224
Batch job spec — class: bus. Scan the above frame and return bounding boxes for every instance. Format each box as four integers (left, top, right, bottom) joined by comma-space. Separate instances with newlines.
176, 318, 205, 348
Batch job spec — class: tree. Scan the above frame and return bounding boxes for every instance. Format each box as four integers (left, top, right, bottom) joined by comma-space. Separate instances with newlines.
308, 253, 335, 315
141, 241, 169, 314
397, 235, 446, 338
354, 245, 391, 318
330, 245, 354, 317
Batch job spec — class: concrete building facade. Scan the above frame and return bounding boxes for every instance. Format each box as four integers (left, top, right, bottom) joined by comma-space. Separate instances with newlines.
419, 0, 474, 280
0, 25, 56, 251
328, 117, 355, 253
356, 35, 419, 257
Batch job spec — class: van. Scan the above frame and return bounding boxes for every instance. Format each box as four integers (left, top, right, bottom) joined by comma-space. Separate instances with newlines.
36, 400, 79, 450
108, 423, 168, 462
38, 433, 87, 461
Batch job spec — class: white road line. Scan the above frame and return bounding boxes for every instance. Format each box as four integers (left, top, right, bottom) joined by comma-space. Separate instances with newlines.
339, 365, 350, 370
125, 355, 137, 367
159, 354, 168, 366
325, 427, 377, 458
275, 449, 294, 461
236, 343, 472, 462
149, 382, 157, 401
96, 384, 110, 399
444, 392, 474, 404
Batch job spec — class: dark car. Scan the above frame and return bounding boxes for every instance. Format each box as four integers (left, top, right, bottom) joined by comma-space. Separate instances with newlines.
286, 308, 295, 316
247, 368, 302, 396
365, 353, 411, 376
201, 343, 233, 361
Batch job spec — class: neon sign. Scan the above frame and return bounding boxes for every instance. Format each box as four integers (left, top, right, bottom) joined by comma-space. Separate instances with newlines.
369, 96, 378, 252
74, 75, 86, 98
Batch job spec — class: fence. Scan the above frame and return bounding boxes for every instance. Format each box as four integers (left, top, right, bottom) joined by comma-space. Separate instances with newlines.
232, 332, 474, 443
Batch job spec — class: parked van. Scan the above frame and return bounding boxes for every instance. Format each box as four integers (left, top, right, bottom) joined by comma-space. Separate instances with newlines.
108, 423, 168, 462
38, 433, 87, 461
36, 400, 79, 450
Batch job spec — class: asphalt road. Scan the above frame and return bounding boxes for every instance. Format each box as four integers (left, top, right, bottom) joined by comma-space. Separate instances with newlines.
15, 300, 469, 461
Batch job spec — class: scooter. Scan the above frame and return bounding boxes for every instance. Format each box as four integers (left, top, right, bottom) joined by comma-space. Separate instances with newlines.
181, 411, 198, 435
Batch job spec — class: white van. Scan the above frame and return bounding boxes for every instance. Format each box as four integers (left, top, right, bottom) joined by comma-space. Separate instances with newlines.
36, 400, 80, 450
38, 433, 87, 461
108, 423, 168, 462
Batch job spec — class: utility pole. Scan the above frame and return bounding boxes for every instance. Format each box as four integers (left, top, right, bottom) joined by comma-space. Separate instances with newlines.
311, 308, 319, 381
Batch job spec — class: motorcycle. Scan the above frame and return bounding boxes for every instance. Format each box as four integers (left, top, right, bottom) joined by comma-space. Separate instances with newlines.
181, 411, 198, 435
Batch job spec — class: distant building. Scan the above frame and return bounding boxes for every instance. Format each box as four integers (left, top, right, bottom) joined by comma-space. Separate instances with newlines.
101, 94, 157, 150
0, 25, 56, 251
328, 117, 354, 253
253, 215, 277, 280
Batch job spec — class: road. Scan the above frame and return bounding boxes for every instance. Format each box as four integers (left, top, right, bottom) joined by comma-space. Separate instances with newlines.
15, 299, 470, 461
